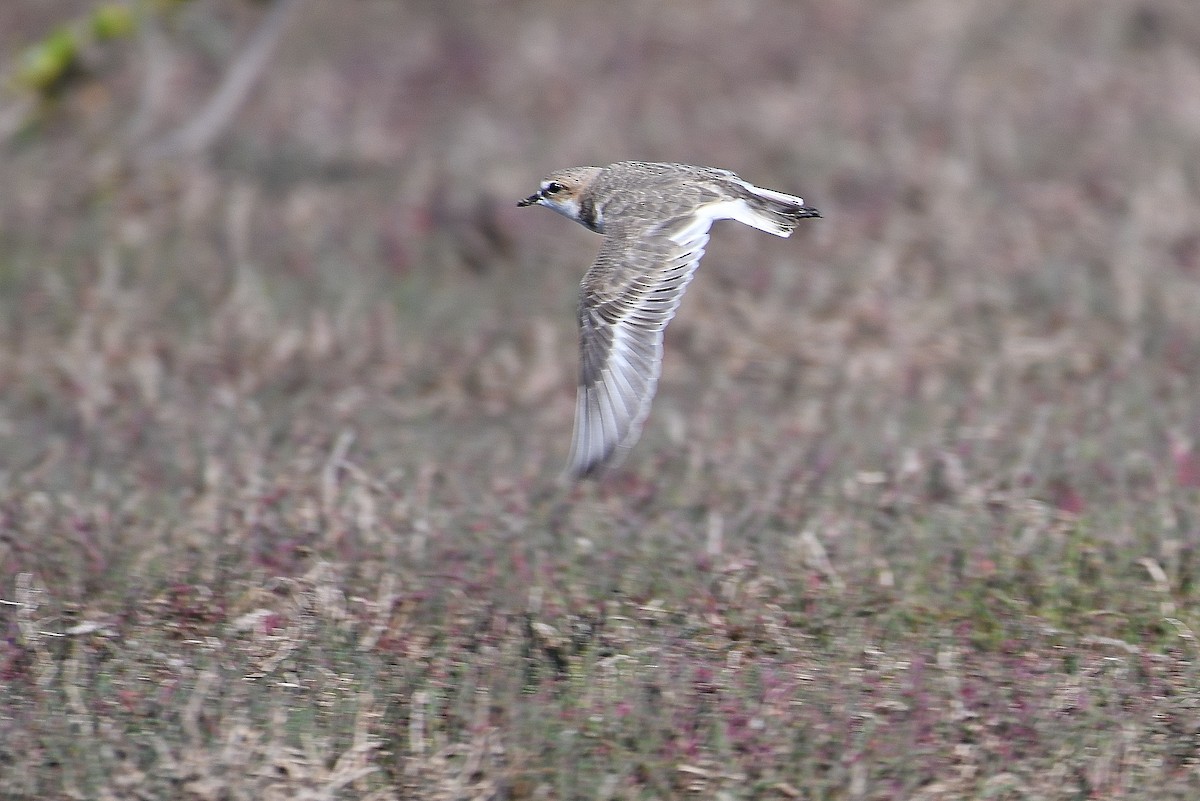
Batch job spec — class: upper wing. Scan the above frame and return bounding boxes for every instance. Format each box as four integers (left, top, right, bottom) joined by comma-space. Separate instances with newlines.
568, 211, 715, 478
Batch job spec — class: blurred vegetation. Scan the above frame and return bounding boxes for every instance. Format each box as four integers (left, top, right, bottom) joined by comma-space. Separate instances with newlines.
13, 3, 134, 97
2, 0, 1200, 798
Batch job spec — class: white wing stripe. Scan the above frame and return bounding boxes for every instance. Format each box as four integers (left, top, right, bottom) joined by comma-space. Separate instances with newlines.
570, 210, 719, 475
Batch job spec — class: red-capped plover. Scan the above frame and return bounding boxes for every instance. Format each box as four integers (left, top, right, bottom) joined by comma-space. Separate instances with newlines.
518, 161, 820, 479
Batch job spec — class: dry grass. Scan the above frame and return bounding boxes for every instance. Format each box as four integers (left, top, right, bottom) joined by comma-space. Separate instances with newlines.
3, 0, 1200, 798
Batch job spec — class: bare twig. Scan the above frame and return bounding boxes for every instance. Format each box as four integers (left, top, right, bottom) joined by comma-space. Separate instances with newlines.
126, 1, 173, 144
140, 0, 304, 162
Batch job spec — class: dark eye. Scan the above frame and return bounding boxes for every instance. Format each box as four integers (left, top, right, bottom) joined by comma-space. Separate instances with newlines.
544, 182, 565, 194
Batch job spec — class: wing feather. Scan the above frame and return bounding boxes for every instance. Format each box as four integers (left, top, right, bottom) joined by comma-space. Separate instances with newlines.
567, 212, 714, 477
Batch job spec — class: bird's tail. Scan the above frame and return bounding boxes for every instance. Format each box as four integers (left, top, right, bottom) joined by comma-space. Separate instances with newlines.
736, 183, 821, 237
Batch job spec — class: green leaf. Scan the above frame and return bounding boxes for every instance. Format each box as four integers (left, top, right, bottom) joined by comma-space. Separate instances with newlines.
91, 4, 135, 41
16, 28, 79, 94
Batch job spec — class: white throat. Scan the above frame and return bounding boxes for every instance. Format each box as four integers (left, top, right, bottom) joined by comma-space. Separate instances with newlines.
542, 195, 603, 232
542, 195, 582, 222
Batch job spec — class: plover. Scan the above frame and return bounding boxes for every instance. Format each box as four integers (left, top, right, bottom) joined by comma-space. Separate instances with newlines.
518, 161, 820, 478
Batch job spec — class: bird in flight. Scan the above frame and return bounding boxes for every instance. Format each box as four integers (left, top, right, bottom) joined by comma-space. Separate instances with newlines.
518, 161, 820, 479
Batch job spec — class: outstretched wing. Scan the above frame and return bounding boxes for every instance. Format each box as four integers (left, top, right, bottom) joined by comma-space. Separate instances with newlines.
568, 211, 716, 478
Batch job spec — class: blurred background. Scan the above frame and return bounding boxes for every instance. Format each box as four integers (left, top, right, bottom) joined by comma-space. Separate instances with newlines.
3, 1, 1200, 797
3, 0, 1199, 492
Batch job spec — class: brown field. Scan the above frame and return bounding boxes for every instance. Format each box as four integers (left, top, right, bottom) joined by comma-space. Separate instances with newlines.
3, 1, 1200, 798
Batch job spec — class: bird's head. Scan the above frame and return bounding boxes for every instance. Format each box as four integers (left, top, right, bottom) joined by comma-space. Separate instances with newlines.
517, 167, 603, 226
